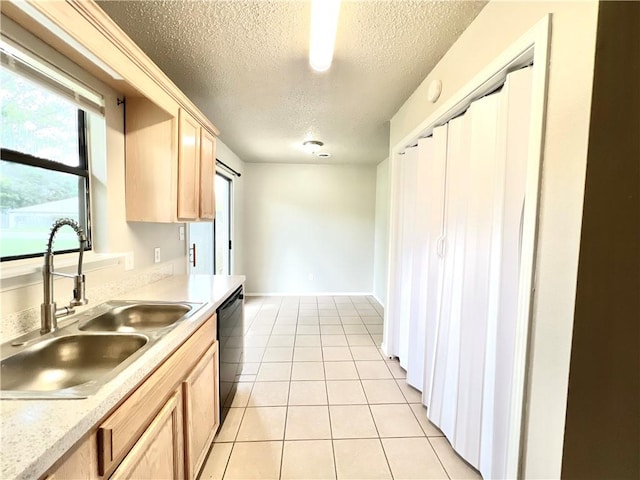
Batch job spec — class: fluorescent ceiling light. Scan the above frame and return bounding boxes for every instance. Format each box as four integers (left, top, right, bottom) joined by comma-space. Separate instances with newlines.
309, 0, 341, 72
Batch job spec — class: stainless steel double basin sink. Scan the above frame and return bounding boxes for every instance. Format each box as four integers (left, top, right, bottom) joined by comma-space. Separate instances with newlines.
0, 301, 202, 399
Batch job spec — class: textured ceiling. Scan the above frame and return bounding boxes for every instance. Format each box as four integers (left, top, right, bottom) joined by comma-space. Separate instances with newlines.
97, 0, 486, 165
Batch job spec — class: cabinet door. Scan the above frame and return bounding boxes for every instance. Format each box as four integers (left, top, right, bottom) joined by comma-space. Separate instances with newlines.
44, 435, 99, 480
178, 109, 201, 220
183, 342, 220, 479
199, 129, 216, 220
124, 97, 177, 222
110, 390, 184, 480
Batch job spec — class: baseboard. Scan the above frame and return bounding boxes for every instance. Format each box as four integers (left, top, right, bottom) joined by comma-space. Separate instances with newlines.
371, 294, 385, 308
245, 292, 375, 297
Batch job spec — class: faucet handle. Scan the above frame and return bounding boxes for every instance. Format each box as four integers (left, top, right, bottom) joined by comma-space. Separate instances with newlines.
70, 274, 88, 307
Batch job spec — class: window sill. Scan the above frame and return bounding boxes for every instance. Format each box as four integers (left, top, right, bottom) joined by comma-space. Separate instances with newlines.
0, 252, 124, 292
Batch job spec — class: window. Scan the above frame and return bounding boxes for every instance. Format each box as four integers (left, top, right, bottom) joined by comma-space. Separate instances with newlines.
0, 37, 101, 261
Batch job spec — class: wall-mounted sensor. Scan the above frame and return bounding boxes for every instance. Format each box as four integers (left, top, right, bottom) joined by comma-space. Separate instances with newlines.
427, 79, 442, 103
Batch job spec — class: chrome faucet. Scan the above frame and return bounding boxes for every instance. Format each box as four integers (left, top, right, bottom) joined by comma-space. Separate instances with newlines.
40, 218, 88, 334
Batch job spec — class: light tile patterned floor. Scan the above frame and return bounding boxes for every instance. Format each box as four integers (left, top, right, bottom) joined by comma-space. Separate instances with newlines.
200, 295, 482, 480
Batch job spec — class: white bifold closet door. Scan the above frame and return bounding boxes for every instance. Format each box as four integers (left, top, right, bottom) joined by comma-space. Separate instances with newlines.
454, 89, 502, 467
427, 110, 472, 440
390, 146, 418, 370
420, 126, 448, 398
386, 154, 406, 361
426, 67, 533, 479
479, 67, 533, 479
387, 135, 444, 390
405, 139, 431, 388
406, 135, 449, 390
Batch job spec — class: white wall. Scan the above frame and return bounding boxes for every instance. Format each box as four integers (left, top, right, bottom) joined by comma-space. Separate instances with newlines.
243, 163, 376, 294
372, 158, 390, 306
216, 139, 245, 275
389, 2, 600, 478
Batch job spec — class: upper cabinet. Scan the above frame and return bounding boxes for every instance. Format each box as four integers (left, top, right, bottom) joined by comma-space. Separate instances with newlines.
199, 129, 216, 220
176, 109, 216, 222
177, 109, 202, 221
125, 100, 216, 223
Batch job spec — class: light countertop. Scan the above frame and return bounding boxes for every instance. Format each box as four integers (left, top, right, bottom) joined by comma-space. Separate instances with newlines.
0, 274, 244, 480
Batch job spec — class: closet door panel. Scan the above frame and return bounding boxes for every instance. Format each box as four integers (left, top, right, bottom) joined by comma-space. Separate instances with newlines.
386, 154, 404, 358
397, 147, 419, 369
406, 139, 433, 389
454, 93, 502, 467
442, 115, 471, 441
422, 125, 448, 402
479, 88, 509, 478
480, 67, 533, 479
428, 113, 472, 439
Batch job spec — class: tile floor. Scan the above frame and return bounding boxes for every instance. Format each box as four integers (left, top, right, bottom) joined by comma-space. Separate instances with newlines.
200, 295, 482, 480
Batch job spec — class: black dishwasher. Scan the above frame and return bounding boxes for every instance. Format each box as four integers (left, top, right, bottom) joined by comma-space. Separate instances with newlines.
216, 286, 244, 421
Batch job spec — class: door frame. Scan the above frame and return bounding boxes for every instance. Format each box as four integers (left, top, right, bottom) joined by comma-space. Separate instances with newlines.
213, 171, 233, 275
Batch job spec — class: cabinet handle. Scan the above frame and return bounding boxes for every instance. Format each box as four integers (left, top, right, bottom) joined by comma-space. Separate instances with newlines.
96, 427, 113, 475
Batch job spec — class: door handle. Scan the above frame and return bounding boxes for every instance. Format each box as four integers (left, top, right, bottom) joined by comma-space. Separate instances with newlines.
189, 243, 197, 267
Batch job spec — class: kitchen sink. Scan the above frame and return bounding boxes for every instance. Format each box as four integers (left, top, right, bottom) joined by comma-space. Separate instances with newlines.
78, 303, 192, 332
0, 334, 148, 393
0, 300, 202, 399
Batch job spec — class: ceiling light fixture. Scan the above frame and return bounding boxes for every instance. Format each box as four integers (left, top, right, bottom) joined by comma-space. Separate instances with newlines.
303, 140, 324, 154
309, 0, 341, 72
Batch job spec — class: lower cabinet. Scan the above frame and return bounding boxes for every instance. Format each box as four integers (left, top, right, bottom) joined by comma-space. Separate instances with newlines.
110, 390, 184, 480
43, 315, 219, 480
183, 343, 220, 479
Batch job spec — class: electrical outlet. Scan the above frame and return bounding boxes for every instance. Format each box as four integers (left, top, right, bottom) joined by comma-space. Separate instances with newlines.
179, 226, 185, 241
154, 247, 161, 263
124, 252, 134, 271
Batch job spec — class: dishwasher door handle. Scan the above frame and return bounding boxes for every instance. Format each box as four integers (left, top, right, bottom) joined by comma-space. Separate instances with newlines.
218, 287, 243, 312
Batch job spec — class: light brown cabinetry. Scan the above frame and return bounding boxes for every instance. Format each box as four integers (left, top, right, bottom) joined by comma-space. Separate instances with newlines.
43, 433, 98, 480
44, 315, 219, 480
183, 342, 219, 479
125, 99, 216, 223
110, 390, 184, 480
124, 97, 177, 223
199, 128, 217, 220
177, 109, 201, 221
